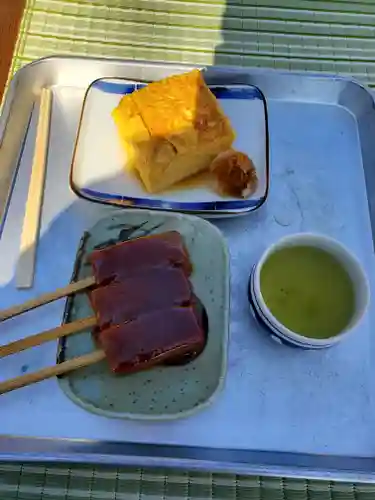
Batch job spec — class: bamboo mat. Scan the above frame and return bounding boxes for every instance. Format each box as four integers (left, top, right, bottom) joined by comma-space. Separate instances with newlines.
2, 0, 375, 498
2, 464, 375, 500
9, 0, 375, 87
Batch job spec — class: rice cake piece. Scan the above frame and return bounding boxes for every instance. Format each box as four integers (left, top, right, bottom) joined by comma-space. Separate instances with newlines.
112, 70, 235, 193
98, 306, 205, 374
89, 267, 193, 329
89, 231, 192, 285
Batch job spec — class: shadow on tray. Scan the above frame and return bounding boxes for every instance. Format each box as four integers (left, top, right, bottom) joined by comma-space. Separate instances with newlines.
0, 174, 126, 400
0, 24, 269, 404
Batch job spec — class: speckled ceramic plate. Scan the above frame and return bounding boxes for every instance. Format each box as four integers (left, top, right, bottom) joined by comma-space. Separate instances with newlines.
57, 209, 229, 420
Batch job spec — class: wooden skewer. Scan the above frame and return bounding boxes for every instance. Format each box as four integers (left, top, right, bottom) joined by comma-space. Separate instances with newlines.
0, 313, 101, 394
0, 276, 96, 322
0, 316, 96, 359
16, 88, 53, 289
0, 349, 106, 395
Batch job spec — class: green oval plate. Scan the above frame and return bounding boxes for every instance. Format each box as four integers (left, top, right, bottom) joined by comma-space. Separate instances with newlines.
57, 209, 230, 420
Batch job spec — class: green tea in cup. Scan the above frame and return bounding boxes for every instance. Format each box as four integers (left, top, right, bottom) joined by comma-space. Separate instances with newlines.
250, 233, 369, 348
260, 245, 355, 339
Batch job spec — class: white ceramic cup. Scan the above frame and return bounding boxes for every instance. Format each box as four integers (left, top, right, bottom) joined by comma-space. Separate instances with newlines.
250, 233, 370, 349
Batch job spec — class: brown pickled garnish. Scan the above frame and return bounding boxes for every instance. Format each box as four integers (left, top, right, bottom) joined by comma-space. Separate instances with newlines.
210, 149, 258, 198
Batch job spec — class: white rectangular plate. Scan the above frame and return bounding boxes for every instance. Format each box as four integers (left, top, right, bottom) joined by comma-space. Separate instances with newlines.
70, 77, 269, 214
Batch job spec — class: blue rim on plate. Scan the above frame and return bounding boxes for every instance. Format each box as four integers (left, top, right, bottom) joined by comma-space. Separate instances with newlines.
69, 76, 270, 215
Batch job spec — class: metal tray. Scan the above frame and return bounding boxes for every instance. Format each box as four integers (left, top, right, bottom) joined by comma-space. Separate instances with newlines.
1, 56, 375, 482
